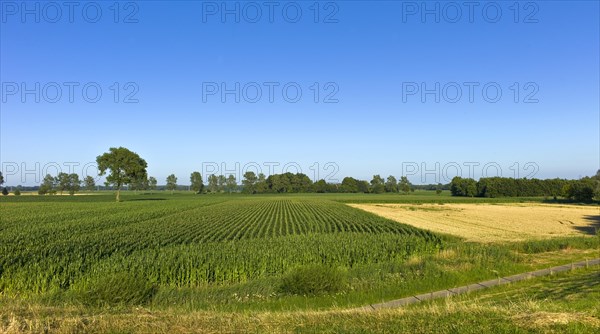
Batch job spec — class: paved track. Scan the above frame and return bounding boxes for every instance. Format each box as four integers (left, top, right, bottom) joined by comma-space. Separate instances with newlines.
354, 258, 600, 311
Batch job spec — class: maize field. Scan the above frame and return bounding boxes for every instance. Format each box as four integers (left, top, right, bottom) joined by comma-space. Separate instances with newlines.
0, 195, 442, 295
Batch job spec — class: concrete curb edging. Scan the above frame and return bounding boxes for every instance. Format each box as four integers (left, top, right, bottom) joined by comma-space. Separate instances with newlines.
353, 258, 600, 311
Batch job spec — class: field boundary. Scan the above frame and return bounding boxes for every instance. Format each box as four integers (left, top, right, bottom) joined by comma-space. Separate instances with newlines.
354, 258, 600, 311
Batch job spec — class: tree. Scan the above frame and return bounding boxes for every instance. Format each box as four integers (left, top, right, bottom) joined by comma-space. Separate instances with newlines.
370, 175, 385, 194
436, 183, 443, 195
269, 174, 290, 193
96, 147, 148, 202
357, 180, 370, 193
130, 173, 149, 193
255, 173, 269, 193
293, 173, 313, 192
450, 177, 477, 197
465, 180, 476, 197
56, 172, 70, 195
242, 171, 258, 194
594, 170, 600, 199
0, 172, 4, 186
563, 179, 595, 203
1, 187, 7, 196
84, 176, 96, 192
208, 174, 219, 193
190, 171, 204, 194
217, 175, 226, 192
38, 174, 56, 195
67, 173, 81, 195
341, 177, 359, 193
314, 179, 328, 193
14, 187, 21, 196
385, 175, 398, 193
226, 175, 237, 193
399, 176, 411, 194
148, 176, 157, 193
166, 174, 178, 194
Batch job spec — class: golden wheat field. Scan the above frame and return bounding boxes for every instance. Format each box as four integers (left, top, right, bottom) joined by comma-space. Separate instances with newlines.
349, 203, 600, 242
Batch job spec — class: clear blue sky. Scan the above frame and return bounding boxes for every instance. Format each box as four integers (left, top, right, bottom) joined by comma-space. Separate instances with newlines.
1, 1, 598, 186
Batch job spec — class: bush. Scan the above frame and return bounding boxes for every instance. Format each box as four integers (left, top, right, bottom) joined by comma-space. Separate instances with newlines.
1, 187, 8, 196
14, 188, 21, 196
71, 272, 157, 307
279, 265, 346, 295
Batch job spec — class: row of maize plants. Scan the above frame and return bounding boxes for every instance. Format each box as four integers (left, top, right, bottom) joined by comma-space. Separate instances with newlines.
0, 196, 442, 294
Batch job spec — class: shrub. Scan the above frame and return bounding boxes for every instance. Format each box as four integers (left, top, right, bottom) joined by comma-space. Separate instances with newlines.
14, 188, 21, 196
279, 265, 346, 295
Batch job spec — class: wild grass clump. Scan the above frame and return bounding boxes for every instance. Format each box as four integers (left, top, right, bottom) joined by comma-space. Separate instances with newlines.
511, 237, 598, 254
70, 272, 157, 307
280, 265, 347, 295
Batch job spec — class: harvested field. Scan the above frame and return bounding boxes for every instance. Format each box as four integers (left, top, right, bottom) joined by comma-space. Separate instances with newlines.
349, 203, 600, 242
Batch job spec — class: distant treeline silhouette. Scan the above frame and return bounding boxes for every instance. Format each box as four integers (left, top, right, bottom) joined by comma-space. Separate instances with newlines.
450, 174, 599, 202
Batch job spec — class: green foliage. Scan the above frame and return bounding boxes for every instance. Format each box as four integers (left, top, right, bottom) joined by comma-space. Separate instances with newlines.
451, 176, 598, 201
450, 177, 478, 197
340, 177, 370, 193
129, 173, 149, 192
267, 173, 313, 193
255, 173, 268, 193
242, 171, 257, 194
70, 272, 157, 306
357, 180, 370, 193
52, 173, 81, 195
0, 171, 3, 186
56, 172, 69, 194
96, 147, 147, 201
38, 174, 56, 195
510, 237, 598, 254
2, 193, 599, 317
148, 176, 157, 192
399, 176, 411, 194
226, 174, 237, 193
13, 188, 21, 196
313, 179, 328, 193
67, 173, 81, 195
2, 187, 8, 196
562, 178, 595, 203
218, 175, 226, 192
341, 177, 359, 193
370, 175, 385, 194
208, 174, 219, 193
280, 265, 346, 295
384, 175, 398, 193
190, 172, 204, 193
166, 174, 177, 193
0, 197, 440, 293
84, 176, 96, 191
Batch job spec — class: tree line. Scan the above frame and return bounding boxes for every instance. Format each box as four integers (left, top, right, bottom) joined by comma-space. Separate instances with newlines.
450, 174, 600, 202
3, 147, 597, 202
